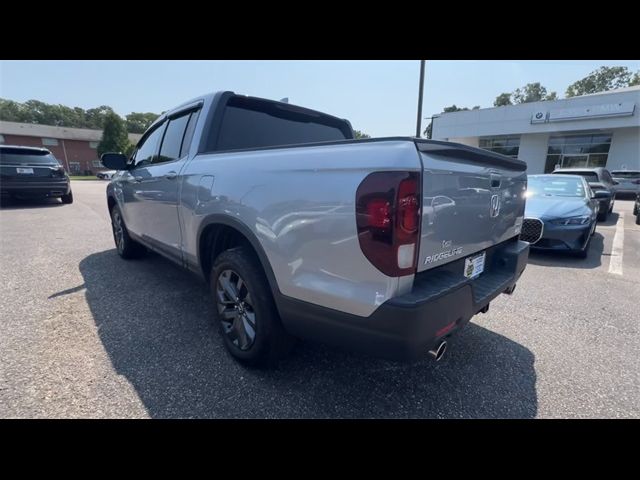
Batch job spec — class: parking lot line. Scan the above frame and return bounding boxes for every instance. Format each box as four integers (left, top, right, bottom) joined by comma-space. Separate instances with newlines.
608, 211, 625, 276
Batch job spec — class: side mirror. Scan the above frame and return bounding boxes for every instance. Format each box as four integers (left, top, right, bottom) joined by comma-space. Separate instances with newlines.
100, 153, 129, 171
593, 190, 612, 199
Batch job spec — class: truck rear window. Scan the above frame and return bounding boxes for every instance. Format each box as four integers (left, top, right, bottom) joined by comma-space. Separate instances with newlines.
214, 96, 352, 151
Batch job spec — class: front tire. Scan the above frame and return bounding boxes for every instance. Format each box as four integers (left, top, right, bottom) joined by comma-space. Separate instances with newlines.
211, 247, 294, 367
61, 191, 73, 204
109, 205, 146, 259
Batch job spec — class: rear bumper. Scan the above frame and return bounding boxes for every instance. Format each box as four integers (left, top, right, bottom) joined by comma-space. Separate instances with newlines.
278, 238, 529, 361
0, 180, 70, 197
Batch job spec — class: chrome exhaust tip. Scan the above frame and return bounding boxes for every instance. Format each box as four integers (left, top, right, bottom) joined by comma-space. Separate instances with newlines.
428, 340, 447, 362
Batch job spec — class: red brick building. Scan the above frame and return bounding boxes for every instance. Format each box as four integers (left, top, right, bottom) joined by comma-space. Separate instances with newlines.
0, 121, 142, 175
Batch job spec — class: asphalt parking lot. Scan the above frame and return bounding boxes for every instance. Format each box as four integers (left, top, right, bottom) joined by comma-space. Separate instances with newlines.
1, 181, 639, 418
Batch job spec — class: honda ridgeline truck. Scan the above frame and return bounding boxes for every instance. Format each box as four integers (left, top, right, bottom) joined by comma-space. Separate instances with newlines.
102, 92, 529, 366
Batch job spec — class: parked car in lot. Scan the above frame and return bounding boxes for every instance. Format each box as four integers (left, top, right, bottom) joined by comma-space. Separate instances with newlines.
0, 145, 73, 204
96, 170, 117, 180
551, 167, 616, 221
634, 193, 640, 225
521, 174, 601, 258
101, 91, 529, 367
611, 169, 640, 197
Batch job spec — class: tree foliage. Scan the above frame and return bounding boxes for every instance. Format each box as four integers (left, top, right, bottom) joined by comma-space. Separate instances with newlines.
512, 82, 557, 104
126, 112, 160, 134
0, 97, 158, 134
566, 66, 637, 97
493, 93, 513, 106
353, 130, 371, 139
97, 112, 131, 157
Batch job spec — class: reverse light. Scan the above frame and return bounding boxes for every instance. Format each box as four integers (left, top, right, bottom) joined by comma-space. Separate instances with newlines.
355, 171, 421, 277
549, 216, 590, 226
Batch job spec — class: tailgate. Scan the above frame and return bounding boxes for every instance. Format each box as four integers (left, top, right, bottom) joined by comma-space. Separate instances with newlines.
415, 140, 527, 272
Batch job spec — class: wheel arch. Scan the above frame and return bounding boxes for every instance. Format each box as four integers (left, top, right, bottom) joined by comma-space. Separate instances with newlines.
197, 215, 281, 300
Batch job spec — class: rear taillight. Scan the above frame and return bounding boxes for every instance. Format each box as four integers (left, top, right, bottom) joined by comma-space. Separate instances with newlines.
355, 171, 421, 277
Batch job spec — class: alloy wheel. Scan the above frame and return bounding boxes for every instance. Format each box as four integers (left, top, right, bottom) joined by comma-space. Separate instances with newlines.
216, 269, 257, 351
112, 211, 124, 253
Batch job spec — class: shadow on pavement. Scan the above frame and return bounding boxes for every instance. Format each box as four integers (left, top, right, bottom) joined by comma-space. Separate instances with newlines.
0, 197, 64, 209
73, 249, 538, 418
527, 231, 604, 270
599, 211, 619, 227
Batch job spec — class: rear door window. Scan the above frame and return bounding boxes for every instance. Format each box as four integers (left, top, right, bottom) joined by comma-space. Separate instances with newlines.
156, 113, 191, 163
214, 96, 352, 151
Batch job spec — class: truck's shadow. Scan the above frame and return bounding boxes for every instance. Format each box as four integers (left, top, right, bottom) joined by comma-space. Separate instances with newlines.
75, 249, 537, 418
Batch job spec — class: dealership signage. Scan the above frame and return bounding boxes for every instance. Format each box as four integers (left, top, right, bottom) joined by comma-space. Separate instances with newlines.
531, 102, 636, 124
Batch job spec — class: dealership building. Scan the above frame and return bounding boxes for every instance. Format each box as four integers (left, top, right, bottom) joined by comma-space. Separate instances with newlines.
0, 121, 142, 175
432, 85, 640, 174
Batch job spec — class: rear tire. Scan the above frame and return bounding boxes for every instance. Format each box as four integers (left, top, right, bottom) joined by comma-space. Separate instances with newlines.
210, 246, 294, 367
597, 209, 607, 222
109, 205, 146, 259
61, 191, 73, 204
636, 213, 640, 225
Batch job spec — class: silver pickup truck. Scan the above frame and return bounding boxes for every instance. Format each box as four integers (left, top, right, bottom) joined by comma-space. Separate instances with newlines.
102, 91, 529, 367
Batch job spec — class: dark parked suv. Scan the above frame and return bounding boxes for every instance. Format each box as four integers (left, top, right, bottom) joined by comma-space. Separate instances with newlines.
0, 145, 73, 203
552, 167, 616, 221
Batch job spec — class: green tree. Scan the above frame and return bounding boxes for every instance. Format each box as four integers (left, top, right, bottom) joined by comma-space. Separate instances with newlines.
85, 105, 115, 129
97, 112, 130, 157
628, 71, 640, 87
494, 93, 513, 106
124, 142, 136, 157
353, 130, 371, 139
0, 98, 26, 122
565, 66, 633, 97
126, 112, 160, 134
512, 82, 556, 104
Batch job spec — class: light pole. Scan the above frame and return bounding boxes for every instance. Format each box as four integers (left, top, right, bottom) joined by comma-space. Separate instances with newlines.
415, 60, 426, 138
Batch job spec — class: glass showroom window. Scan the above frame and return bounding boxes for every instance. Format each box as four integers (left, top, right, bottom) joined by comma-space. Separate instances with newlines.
544, 133, 612, 172
479, 136, 520, 158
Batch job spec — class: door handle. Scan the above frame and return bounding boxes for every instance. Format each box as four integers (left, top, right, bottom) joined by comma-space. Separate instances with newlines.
164, 171, 178, 180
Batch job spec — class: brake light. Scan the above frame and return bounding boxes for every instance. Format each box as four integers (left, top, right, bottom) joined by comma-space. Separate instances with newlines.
355, 171, 421, 276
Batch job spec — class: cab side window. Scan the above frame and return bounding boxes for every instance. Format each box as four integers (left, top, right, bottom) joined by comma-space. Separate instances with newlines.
156, 113, 191, 164
131, 123, 166, 167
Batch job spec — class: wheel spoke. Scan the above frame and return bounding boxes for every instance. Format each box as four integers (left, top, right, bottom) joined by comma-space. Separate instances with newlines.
244, 310, 256, 327
219, 272, 238, 300
243, 292, 253, 309
234, 316, 249, 349
242, 316, 256, 341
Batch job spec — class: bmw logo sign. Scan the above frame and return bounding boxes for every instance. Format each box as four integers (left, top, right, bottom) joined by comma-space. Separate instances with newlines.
535, 112, 544, 119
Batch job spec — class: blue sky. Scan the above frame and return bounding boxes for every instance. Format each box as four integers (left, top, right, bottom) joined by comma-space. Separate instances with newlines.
1, 60, 639, 137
